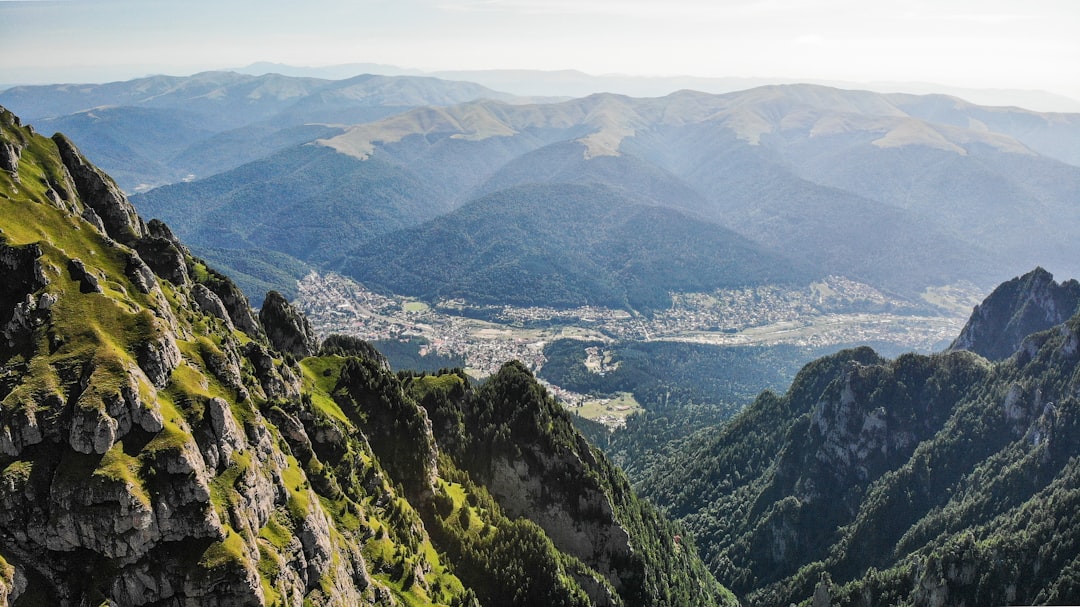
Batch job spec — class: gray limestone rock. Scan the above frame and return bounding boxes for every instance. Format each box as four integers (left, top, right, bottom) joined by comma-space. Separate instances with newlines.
52, 133, 147, 246
202, 273, 264, 341
192, 284, 234, 330
0, 239, 49, 349
133, 235, 189, 286
259, 291, 318, 359
950, 267, 1080, 361
67, 258, 102, 294
135, 329, 180, 389
124, 252, 157, 295
0, 140, 20, 176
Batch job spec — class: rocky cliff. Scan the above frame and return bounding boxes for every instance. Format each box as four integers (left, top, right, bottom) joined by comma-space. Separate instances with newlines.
949, 267, 1080, 361
0, 105, 729, 606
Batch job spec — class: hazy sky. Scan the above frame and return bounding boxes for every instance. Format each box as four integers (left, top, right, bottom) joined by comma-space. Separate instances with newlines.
2, 0, 1078, 100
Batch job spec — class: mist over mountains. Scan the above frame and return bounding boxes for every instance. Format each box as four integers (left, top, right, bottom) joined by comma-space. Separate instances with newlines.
0, 71, 526, 191
89, 75, 1080, 309
7, 69, 1080, 313
227, 62, 1080, 113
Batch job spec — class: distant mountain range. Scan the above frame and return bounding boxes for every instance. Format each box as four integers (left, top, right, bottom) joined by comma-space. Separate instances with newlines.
338, 183, 812, 310
0, 71, 529, 190
7, 70, 1080, 309
124, 80, 1080, 308
227, 62, 1080, 113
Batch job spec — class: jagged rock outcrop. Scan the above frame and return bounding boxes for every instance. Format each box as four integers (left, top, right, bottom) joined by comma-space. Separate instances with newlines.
416, 361, 732, 607
134, 219, 190, 285
124, 252, 157, 295
192, 284, 235, 331
52, 133, 147, 246
66, 258, 102, 294
949, 267, 1080, 361
242, 341, 301, 402
0, 109, 23, 179
260, 290, 318, 359
0, 238, 48, 351
200, 268, 264, 340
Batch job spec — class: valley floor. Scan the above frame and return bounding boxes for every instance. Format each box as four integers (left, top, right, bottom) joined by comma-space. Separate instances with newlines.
297, 271, 979, 422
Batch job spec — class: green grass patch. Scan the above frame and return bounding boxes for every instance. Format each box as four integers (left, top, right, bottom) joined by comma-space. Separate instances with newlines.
442, 480, 467, 516
170, 361, 212, 401
298, 357, 351, 424
2, 355, 62, 415
319, 495, 363, 533
1, 460, 33, 486
95, 441, 151, 508
199, 527, 247, 571
256, 543, 284, 607
281, 454, 311, 521
573, 391, 643, 426
258, 512, 294, 551
191, 261, 210, 284
208, 450, 252, 515
410, 373, 465, 401
144, 389, 192, 452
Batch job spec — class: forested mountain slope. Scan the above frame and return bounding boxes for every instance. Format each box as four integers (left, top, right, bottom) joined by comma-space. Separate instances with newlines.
642, 267, 1080, 606
338, 182, 814, 311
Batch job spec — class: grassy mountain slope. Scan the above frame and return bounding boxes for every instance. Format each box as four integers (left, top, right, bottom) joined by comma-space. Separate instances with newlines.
640, 271, 1080, 606
887, 92, 1080, 167
0, 106, 729, 606
338, 182, 814, 311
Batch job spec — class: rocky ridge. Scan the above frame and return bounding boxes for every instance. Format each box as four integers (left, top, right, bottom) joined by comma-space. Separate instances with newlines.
0, 105, 730, 606
948, 266, 1080, 361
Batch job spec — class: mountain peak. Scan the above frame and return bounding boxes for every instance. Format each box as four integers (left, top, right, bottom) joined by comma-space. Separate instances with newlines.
949, 267, 1080, 361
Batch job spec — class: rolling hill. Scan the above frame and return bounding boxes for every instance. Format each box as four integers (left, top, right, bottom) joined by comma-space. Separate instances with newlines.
336, 182, 815, 311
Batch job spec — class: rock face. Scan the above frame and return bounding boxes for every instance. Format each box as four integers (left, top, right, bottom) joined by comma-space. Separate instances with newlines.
192, 284, 235, 331
260, 290, 318, 359
134, 220, 190, 286
0, 109, 380, 607
418, 361, 732, 607
201, 269, 262, 339
0, 109, 23, 178
52, 133, 147, 245
0, 239, 48, 351
66, 258, 102, 294
949, 267, 1080, 361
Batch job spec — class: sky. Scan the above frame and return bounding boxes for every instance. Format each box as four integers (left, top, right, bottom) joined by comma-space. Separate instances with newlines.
2, 0, 1079, 102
